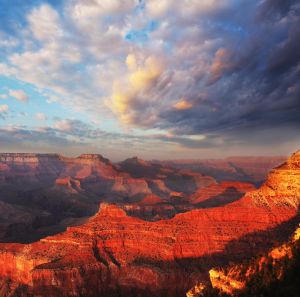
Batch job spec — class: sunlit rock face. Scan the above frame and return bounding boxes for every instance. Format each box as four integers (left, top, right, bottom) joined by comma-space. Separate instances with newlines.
0, 151, 299, 296
247, 150, 300, 208
0, 203, 291, 297
188, 224, 300, 297
187, 150, 300, 297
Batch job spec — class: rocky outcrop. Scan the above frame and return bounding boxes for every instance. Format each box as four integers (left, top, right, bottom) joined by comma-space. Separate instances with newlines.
187, 150, 300, 297
247, 150, 300, 208
191, 181, 256, 208
187, 224, 300, 297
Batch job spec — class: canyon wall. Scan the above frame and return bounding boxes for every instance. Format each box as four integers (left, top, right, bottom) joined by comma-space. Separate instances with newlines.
0, 151, 299, 296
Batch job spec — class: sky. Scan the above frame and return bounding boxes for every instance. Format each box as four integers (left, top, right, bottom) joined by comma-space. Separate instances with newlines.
0, 0, 299, 160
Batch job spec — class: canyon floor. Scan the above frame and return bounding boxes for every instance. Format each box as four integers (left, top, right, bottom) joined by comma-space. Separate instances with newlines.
0, 152, 298, 297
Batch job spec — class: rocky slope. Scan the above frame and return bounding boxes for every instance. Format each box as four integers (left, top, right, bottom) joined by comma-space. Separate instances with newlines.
0, 151, 299, 296
187, 224, 300, 297
187, 150, 300, 297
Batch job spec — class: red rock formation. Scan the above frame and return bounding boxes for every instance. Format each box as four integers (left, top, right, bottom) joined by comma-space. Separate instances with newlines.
0, 199, 296, 297
0, 147, 299, 296
187, 224, 300, 297
0, 151, 298, 296
247, 150, 300, 208
191, 181, 256, 207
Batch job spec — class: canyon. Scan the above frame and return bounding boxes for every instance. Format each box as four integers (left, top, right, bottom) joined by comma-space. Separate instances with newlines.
0, 150, 298, 296
158, 156, 286, 185
0, 153, 274, 243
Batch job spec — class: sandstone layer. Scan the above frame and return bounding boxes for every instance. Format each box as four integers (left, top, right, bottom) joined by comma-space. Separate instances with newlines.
0, 151, 300, 296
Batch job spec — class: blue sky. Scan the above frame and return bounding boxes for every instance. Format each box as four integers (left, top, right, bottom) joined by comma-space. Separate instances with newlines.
0, 0, 300, 160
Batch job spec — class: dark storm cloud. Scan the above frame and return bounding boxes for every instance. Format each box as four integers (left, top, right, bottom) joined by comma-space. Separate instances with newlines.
145, 0, 300, 146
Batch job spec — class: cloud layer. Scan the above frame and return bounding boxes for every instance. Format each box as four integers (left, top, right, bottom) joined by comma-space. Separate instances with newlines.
0, 0, 299, 157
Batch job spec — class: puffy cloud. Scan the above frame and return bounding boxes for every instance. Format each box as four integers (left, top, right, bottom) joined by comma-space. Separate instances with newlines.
27, 4, 62, 42
146, 0, 172, 18
110, 53, 164, 124
8, 89, 29, 102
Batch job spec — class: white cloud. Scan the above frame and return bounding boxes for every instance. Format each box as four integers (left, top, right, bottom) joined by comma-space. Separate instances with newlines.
53, 119, 72, 131
9, 89, 29, 102
35, 113, 47, 121
27, 4, 63, 42
0, 105, 9, 113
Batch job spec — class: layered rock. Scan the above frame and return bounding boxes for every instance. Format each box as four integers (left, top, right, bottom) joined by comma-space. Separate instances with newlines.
0, 151, 299, 296
187, 224, 300, 297
247, 150, 300, 208
186, 150, 300, 297
0, 153, 211, 242
0, 190, 298, 296
190, 182, 256, 208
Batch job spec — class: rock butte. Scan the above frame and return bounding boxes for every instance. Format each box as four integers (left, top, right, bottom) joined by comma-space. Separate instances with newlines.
0, 151, 299, 296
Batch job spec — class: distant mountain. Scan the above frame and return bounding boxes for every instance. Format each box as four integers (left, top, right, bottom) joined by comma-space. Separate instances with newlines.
157, 156, 286, 185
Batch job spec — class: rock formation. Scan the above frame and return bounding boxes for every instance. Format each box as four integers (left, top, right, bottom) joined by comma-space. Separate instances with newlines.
0, 150, 299, 296
0, 153, 218, 241
187, 224, 300, 297
159, 156, 285, 184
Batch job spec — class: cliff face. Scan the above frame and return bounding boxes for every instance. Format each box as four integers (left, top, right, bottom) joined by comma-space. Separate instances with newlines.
247, 150, 300, 208
187, 224, 300, 297
0, 153, 218, 242
187, 151, 300, 297
0, 151, 299, 296
0, 201, 296, 297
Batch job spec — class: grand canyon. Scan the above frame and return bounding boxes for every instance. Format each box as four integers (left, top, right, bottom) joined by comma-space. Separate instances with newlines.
0, 150, 299, 296
1, 0, 300, 296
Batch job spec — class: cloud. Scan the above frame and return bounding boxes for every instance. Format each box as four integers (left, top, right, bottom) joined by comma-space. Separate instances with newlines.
110, 53, 164, 124
173, 99, 193, 110
8, 89, 29, 102
27, 4, 62, 42
208, 48, 235, 84
0, 0, 299, 157
0, 104, 9, 113
36, 113, 47, 121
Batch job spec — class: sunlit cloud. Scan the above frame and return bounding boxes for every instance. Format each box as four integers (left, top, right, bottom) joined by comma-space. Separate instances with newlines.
173, 99, 193, 110
8, 89, 29, 102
